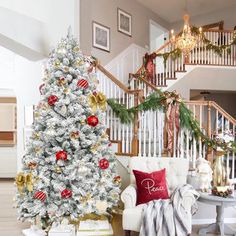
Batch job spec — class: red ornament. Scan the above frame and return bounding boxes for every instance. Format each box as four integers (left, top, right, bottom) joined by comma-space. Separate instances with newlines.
61, 189, 72, 199
87, 115, 99, 127
93, 91, 97, 96
39, 83, 45, 95
34, 191, 46, 201
56, 150, 68, 161
108, 143, 112, 147
99, 158, 109, 170
77, 79, 89, 89
48, 95, 58, 106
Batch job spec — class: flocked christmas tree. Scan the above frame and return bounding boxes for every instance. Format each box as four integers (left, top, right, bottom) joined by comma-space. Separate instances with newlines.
15, 30, 121, 228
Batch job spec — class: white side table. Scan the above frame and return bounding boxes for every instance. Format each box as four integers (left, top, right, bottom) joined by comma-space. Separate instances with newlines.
198, 192, 236, 236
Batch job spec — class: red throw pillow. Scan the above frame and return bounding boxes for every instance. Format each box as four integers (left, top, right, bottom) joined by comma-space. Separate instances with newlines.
133, 168, 169, 205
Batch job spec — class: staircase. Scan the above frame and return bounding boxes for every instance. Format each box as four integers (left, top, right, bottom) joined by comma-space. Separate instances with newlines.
129, 29, 236, 91
95, 27, 236, 181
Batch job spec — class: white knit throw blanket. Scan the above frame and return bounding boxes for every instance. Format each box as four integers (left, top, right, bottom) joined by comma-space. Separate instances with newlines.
139, 184, 199, 236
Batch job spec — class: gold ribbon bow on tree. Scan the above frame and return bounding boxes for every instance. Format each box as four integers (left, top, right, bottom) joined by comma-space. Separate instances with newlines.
88, 92, 107, 113
15, 172, 34, 194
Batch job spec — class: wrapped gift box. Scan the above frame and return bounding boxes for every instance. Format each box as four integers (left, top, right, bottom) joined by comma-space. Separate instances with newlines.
77, 220, 113, 236
22, 228, 46, 236
48, 224, 76, 236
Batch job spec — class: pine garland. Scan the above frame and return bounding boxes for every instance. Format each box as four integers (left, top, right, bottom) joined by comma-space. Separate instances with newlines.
107, 91, 236, 153
150, 27, 236, 68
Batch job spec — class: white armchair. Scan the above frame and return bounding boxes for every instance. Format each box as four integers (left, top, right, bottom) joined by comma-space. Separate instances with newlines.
121, 157, 194, 235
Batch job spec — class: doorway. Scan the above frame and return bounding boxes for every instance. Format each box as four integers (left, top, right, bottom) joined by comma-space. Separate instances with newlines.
149, 20, 168, 53
149, 20, 169, 76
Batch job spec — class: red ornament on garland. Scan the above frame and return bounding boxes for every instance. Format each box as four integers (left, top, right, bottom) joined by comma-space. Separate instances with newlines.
56, 150, 68, 161
48, 95, 58, 106
87, 115, 99, 127
99, 158, 109, 170
77, 79, 89, 89
61, 189, 72, 199
34, 191, 46, 201
39, 83, 45, 95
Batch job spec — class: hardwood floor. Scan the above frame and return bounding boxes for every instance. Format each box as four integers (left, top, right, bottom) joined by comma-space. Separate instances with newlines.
0, 180, 233, 236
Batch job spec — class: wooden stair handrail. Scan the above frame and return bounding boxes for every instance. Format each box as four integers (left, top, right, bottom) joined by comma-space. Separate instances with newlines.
96, 63, 142, 95
185, 100, 236, 125
211, 101, 236, 125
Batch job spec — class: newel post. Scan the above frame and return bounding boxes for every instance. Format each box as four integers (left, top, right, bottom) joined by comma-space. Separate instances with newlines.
206, 101, 213, 162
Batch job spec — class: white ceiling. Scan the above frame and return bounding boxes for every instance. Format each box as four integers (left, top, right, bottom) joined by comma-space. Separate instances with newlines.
136, 0, 236, 23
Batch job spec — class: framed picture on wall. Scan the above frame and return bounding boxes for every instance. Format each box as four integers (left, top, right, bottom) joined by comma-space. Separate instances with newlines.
117, 8, 132, 37
92, 21, 110, 52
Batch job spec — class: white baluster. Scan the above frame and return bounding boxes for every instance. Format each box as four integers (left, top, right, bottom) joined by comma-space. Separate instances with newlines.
153, 110, 157, 157
143, 112, 147, 157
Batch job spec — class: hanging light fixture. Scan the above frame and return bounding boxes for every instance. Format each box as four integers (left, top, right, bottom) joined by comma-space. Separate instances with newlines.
170, 1, 202, 56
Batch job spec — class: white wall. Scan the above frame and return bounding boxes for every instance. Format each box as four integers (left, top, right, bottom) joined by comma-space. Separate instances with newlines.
0, 46, 42, 172
0, 0, 78, 60
80, 0, 170, 65
169, 66, 236, 100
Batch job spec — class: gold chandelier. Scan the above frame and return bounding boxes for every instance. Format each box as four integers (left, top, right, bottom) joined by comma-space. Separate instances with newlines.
171, 14, 202, 56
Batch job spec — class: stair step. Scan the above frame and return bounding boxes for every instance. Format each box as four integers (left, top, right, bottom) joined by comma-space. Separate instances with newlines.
175, 70, 187, 73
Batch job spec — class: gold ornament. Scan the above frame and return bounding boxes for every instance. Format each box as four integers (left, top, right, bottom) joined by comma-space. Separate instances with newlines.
63, 88, 70, 94
90, 143, 101, 153
88, 92, 107, 113
55, 166, 62, 174
75, 59, 83, 67
35, 146, 42, 154
34, 111, 40, 118
15, 172, 25, 194
101, 133, 109, 139
33, 132, 40, 140
57, 78, 66, 86
70, 131, 79, 140
113, 176, 122, 184
28, 162, 37, 169
54, 60, 61, 68
80, 120, 86, 125
25, 173, 33, 192
63, 66, 69, 72
80, 194, 91, 204
73, 46, 80, 53
15, 172, 34, 193
38, 102, 50, 111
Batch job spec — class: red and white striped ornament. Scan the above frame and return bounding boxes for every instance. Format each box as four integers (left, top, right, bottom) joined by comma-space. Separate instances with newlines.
77, 79, 89, 89
39, 83, 45, 95
34, 191, 46, 201
61, 189, 72, 199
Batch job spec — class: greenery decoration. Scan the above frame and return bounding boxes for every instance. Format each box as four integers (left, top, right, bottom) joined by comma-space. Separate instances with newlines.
157, 26, 236, 65
107, 90, 236, 153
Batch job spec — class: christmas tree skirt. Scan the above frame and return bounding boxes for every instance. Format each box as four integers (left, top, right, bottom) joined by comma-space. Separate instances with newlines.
77, 220, 113, 236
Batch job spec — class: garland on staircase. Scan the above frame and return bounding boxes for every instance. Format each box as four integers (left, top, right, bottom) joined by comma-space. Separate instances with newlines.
130, 27, 236, 80
107, 90, 236, 153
